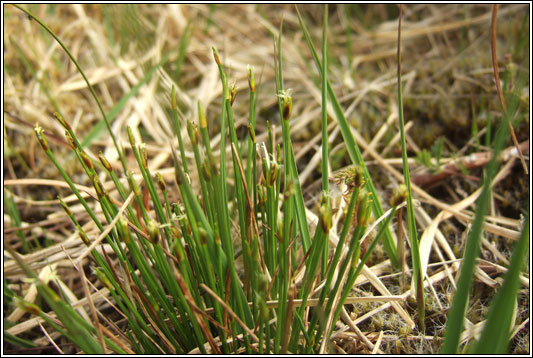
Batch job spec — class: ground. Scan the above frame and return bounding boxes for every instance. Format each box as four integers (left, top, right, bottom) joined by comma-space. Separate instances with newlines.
3, 4, 530, 354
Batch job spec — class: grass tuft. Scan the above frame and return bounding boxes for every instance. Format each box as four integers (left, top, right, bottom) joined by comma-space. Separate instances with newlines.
4, 4, 528, 355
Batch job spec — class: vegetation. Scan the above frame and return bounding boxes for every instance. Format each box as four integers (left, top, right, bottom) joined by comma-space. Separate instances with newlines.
3, 4, 529, 354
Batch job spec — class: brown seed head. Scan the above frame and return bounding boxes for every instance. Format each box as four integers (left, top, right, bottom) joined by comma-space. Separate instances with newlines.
53, 112, 71, 131
92, 175, 104, 198
34, 124, 49, 151
155, 172, 167, 192
17, 299, 42, 316
248, 124, 256, 144
80, 151, 94, 170
58, 196, 73, 218
319, 199, 332, 234
78, 229, 90, 246
229, 81, 237, 106
390, 184, 408, 207
278, 90, 293, 121
98, 151, 113, 172
146, 220, 160, 245
65, 130, 77, 150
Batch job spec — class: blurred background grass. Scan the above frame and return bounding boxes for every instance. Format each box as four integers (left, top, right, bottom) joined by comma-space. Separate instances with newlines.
3, 4, 529, 354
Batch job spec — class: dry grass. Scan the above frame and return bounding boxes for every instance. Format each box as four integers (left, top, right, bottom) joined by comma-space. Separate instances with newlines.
3, 4, 529, 354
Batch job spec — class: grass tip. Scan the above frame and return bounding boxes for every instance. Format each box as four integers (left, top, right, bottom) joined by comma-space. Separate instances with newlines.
229, 80, 237, 106
98, 152, 113, 172
127, 125, 136, 147
212, 46, 221, 65
53, 112, 71, 131
247, 65, 255, 92
198, 101, 207, 129
34, 124, 49, 151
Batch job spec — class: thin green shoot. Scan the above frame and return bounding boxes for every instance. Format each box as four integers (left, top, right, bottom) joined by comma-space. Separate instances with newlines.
397, 4, 425, 330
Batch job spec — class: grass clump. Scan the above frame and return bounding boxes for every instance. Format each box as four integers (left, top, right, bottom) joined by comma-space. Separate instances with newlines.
3, 4, 529, 355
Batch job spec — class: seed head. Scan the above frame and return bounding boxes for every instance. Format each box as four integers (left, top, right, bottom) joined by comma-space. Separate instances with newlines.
267, 161, 279, 187
212, 46, 221, 65
201, 160, 212, 182
53, 112, 71, 130
57, 196, 71, 216
78, 229, 90, 246
92, 175, 104, 198
146, 220, 160, 245
248, 124, 256, 143
80, 151, 94, 170
93, 267, 113, 290
65, 130, 77, 150
198, 101, 207, 129
390, 184, 408, 207
98, 151, 113, 172
278, 90, 293, 121
356, 189, 372, 227
257, 273, 269, 293
247, 65, 255, 93
117, 217, 131, 244
333, 166, 365, 193
34, 124, 49, 151
128, 171, 140, 196
17, 299, 42, 316
198, 227, 207, 245
155, 172, 167, 192
319, 197, 332, 234
186, 120, 198, 147
139, 143, 148, 169
283, 179, 296, 200
229, 80, 237, 106
170, 224, 181, 240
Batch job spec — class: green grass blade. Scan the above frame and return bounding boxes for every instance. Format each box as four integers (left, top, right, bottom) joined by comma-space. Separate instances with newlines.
274, 23, 291, 353
13, 5, 128, 175
272, 22, 311, 255
328, 203, 397, 338
210, 47, 254, 332
471, 204, 529, 354
440, 103, 510, 354
171, 86, 190, 174
3, 331, 38, 349
320, 5, 329, 194
295, 6, 398, 267
396, 6, 425, 330
4, 189, 31, 253
441, 25, 526, 353
13, 4, 131, 178
320, 5, 330, 276
6, 246, 103, 354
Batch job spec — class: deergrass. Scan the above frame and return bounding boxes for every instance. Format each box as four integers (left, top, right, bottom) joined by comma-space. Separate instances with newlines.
3, 4, 529, 355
